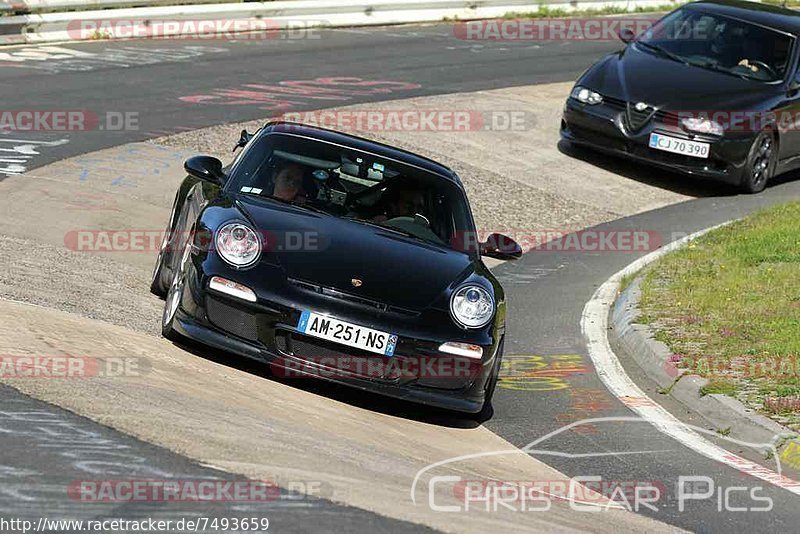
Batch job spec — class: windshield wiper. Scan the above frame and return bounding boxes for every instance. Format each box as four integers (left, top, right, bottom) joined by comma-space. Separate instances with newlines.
687, 59, 758, 81
342, 216, 452, 252
239, 191, 326, 214
636, 41, 688, 65
342, 216, 418, 238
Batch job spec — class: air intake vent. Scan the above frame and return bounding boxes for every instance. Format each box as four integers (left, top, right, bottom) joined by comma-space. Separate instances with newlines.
207, 296, 259, 341
287, 278, 420, 317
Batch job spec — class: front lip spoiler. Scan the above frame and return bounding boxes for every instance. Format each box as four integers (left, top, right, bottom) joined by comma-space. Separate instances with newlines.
171, 311, 487, 414
560, 127, 736, 182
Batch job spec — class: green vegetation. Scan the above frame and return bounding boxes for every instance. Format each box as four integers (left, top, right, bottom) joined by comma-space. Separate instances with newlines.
762, 0, 800, 7
639, 202, 800, 429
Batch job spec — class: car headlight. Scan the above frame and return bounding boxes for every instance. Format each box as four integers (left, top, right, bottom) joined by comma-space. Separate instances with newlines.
570, 86, 603, 105
215, 222, 261, 268
681, 117, 723, 136
450, 285, 494, 328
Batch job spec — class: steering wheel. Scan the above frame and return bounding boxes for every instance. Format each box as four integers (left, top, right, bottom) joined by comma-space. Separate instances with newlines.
746, 60, 777, 79
385, 214, 430, 228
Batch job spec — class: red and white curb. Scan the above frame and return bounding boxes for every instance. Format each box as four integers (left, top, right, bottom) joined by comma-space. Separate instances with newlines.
581, 222, 800, 495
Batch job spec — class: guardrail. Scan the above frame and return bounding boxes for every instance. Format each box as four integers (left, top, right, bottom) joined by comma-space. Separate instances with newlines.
0, 0, 682, 46
6, 0, 246, 15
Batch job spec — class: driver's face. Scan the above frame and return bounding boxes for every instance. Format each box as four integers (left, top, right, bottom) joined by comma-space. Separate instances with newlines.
274, 166, 303, 201
390, 190, 425, 217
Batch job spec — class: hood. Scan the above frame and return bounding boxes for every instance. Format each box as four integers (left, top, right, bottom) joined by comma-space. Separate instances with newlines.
580, 45, 780, 111
235, 196, 476, 311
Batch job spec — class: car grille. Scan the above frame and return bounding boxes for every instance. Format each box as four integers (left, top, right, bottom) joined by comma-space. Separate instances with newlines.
625, 102, 657, 131
287, 277, 419, 318
603, 95, 627, 111
206, 296, 259, 341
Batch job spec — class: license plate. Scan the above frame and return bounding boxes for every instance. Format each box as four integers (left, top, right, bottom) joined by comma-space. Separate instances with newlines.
649, 133, 709, 159
296, 311, 397, 357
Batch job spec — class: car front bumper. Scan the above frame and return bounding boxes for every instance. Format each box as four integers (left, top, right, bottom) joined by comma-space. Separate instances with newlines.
170, 259, 502, 414
561, 98, 755, 185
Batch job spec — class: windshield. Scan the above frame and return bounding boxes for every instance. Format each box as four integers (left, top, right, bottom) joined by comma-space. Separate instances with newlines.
228, 132, 476, 252
636, 7, 794, 82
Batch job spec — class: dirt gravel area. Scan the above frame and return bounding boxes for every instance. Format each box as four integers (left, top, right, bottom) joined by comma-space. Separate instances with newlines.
0, 234, 162, 336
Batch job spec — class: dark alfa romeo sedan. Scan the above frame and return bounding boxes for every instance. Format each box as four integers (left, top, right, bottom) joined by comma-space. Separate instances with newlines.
150, 122, 522, 415
562, 0, 800, 193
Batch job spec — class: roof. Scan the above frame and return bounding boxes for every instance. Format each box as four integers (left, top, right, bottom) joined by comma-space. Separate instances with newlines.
689, 0, 800, 34
259, 121, 461, 186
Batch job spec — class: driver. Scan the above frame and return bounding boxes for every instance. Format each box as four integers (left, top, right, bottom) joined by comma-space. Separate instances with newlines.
738, 35, 787, 77
709, 22, 746, 68
272, 163, 307, 204
374, 187, 426, 223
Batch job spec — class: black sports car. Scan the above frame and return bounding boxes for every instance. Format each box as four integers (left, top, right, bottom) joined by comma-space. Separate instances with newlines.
150, 122, 521, 415
561, 0, 800, 193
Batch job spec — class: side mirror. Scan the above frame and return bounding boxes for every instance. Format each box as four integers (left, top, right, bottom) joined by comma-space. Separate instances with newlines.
480, 233, 522, 261
233, 129, 254, 152
618, 27, 635, 44
789, 79, 800, 94
184, 155, 225, 185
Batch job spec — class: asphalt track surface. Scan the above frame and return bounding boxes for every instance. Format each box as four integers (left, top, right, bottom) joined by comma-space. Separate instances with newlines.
3, 23, 800, 532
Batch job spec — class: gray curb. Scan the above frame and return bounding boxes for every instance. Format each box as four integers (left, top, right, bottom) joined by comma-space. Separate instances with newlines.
610, 276, 798, 454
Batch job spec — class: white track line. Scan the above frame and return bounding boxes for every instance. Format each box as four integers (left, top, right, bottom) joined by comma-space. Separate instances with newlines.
581, 223, 800, 495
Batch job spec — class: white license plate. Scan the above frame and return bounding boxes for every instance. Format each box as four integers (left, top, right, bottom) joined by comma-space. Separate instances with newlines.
649, 133, 709, 159
297, 311, 397, 357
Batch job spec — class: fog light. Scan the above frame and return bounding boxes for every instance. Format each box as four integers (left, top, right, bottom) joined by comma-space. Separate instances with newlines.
209, 276, 256, 302
438, 342, 483, 359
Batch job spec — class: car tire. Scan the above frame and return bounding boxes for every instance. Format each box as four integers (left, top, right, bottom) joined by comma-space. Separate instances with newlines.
151, 193, 183, 298
161, 239, 191, 342
740, 129, 776, 194
149, 241, 168, 298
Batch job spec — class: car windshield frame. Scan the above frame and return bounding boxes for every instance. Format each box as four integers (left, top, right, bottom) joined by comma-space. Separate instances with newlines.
225, 130, 480, 256
634, 6, 797, 84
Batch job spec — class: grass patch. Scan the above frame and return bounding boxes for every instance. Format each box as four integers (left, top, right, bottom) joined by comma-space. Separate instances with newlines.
619, 272, 637, 294
639, 202, 800, 427
763, 0, 800, 7
700, 379, 737, 397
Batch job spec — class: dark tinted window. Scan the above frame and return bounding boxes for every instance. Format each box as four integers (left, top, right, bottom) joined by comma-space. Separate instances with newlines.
637, 8, 794, 82
229, 132, 475, 251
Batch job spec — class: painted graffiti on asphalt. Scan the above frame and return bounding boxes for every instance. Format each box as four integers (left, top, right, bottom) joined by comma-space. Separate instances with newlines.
179, 77, 422, 111
555, 388, 613, 434
0, 137, 68, 177
498, 354, 589, 392
72, 143, 189, 188
0, 45, 228, 73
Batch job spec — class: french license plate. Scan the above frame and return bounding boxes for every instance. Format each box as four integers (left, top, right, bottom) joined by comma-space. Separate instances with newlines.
649, 133, 709, 159
297, 311, 397, 357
